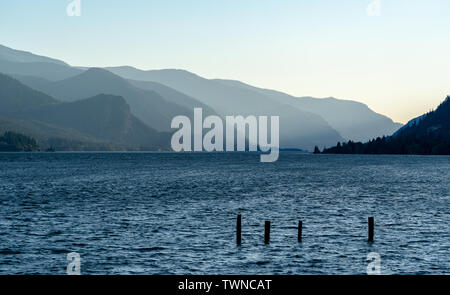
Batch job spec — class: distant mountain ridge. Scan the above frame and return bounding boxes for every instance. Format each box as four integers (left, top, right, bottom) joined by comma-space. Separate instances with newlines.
0, 44, 404, 151
19, 94, 169, 148
106, 66, 402, 145
14, 68, 197, 132
0, 73, 57, 115
0, 44, 68, 66
214, 79, 403, 142
127, 78, 217, 117
0, 74, 170, 151
105, 66, 345, 149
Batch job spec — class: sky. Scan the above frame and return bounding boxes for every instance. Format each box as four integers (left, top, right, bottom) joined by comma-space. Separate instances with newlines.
1, 0, 450, 123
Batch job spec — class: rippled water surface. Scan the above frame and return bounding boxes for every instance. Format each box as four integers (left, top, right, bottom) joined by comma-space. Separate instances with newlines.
0, 152, 449, 274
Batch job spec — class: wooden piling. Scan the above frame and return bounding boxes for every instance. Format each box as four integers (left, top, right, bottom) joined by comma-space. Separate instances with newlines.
236, 214, 242, 246
298, 220, 303, 243
368, 217, 374, 242
264, 221, 270, 244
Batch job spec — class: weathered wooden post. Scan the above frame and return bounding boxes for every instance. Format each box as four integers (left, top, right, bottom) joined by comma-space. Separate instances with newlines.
236, 214, 242, 246
264, 221, 270, 244
368, 217, 374, 242
298, 220, 302, 243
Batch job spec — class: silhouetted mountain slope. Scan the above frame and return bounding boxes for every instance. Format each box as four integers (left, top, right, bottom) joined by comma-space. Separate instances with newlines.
0, 44, 81, 81
321, 97, 450, 155
397, 97, 450, 140
215, 79, 403, 142
20, 68, 192, 132
106, 67, 277, 114
392, 114, 426, 137
12, 74, 53, 90
0, 59, 82, 81
0, 74, 170, 150
106, 67, 344, 150
20, 94, 169, 148
0, 73, 57, 115
2, 44, 404, 150
128, 78, 217, 117
294, 96, 403, 140
15, 72, 220, 128
0, 44, 68, 66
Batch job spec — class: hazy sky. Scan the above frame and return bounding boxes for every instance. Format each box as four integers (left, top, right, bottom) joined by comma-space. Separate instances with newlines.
1, 0, 450, 123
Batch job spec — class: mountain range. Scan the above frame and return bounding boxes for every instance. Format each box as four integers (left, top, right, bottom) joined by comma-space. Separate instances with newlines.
0, 73, 169, 151
0, 44, 404, 151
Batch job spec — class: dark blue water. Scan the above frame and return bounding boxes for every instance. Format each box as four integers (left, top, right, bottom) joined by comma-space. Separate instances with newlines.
0, 152, 449, 274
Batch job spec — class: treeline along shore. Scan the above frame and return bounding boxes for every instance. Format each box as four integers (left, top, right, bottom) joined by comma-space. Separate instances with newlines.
317, 96, 450, 155
0, 131, 40, 152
